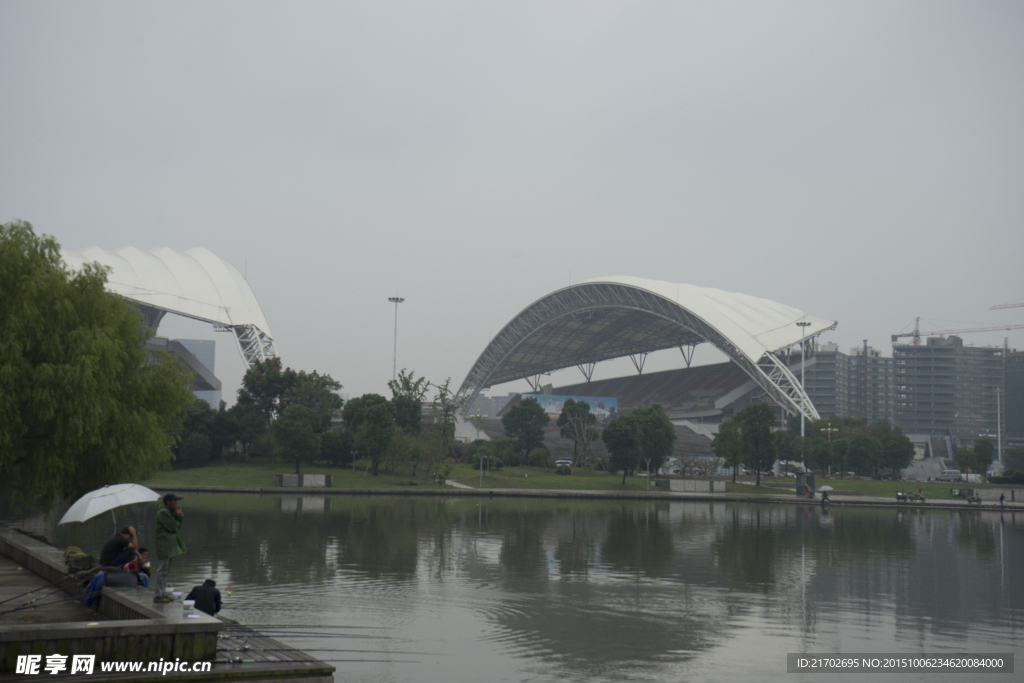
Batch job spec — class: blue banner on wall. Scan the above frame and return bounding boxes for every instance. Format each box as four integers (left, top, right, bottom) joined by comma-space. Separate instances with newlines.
524, 395, 619, 422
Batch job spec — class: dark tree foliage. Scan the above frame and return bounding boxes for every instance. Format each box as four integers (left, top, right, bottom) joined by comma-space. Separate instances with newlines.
502, 397, 550, 456
388, 368, 429, 434
633, 404, 676, 474
236, 358, 342, 463
0, 221, 193, 509
712, 419, 743, 482
343, 393, 395, 475
735, 403, 776, 486
274, 404, 323, 474
880, 432, 915, 477
601, 413, 641, 485
556, 399, 600, 467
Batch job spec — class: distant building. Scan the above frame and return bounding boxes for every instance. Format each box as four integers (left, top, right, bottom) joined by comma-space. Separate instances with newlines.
146, 337, 222, 406
849, 342, 894, 424
803, 342, 850, 418
175, 339, 221, 407
893, 336, 1004, 443
1005, 350, 1024, 442
803, 341, 892, 423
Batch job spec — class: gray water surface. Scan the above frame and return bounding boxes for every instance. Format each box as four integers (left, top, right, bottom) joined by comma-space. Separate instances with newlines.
36, 496, 1024, 682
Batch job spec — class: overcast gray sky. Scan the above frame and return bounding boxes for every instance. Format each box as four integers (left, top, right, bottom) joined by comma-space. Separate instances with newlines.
3, 1, 1022, 405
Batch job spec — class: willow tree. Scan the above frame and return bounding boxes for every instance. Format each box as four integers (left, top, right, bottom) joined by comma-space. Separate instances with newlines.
0, 221, 193, 510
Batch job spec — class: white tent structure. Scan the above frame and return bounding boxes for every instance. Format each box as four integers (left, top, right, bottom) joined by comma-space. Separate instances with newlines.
456, 276, 836, 421
61, 246, 276, 368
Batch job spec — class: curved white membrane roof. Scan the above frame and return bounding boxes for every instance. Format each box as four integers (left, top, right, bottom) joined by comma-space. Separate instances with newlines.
581, 276, 834, 364
61, 246, 273, 339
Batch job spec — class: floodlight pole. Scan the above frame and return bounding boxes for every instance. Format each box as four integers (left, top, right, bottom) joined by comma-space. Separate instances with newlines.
796, 321, 812, 473
996, 388, 1002, 466
388, 296, 405, 381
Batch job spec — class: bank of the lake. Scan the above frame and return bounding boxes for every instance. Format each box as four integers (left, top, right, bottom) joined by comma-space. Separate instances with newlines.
141, 461, 1023, 510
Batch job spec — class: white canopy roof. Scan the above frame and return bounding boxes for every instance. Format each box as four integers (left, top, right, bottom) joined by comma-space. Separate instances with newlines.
581, 276, 834, 364
61, 246, 273, 339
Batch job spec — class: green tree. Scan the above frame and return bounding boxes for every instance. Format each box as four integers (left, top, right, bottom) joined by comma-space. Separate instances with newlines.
0, 221, 193, 509
633, 404, 676, 474
831, 438, 850, 478
274, 404, 323, 474
773, 430, 799, 474
735, 403, 776, 486
556, 399, 600, 468
343, 393, 395, 475
228, 400, 267, 458
428, 378, 464, 461
319, 426, 348, 465
502, 396, 550, 457
388, 369, 429, 435
973, 437, 995, 481
171, 398, 217, 467
712, 419, 743, 482
1003, 446, 1024, 474
848, 434, 879, 476
282, 370, 343, 430
601, 413, 642, 484
880, 432, 915, 478
953, 446, 974, 474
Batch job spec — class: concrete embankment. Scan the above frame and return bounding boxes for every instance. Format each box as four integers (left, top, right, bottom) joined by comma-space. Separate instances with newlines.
148, 484, 1023, 511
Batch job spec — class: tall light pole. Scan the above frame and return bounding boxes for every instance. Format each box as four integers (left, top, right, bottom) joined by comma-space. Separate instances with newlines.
796, 321, 812, 473
388, 296, 405, 381
996, 387, 1002, 468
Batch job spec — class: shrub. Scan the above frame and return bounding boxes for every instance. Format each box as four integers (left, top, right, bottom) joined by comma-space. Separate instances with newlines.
1012, 470, 1024, 484
555, 465, 571, 475
528, 447, 553, 468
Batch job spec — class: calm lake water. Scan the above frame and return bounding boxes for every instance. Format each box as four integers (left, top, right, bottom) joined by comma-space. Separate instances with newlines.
16, 495, 1024, 682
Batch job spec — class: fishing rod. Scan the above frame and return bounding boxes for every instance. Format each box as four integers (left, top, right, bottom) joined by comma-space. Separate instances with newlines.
221, 623, 387, 629
0, 585, 141, 617
0, 573, 86, 606
220, 647, 443, 655
217, 656, 421, 664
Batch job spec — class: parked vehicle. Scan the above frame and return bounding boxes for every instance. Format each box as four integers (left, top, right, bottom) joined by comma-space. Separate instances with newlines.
935, 469, 962, 483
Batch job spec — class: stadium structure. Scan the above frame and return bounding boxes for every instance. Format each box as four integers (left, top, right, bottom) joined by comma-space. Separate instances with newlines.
456, 277, 835, 422
61, 246, 277, 369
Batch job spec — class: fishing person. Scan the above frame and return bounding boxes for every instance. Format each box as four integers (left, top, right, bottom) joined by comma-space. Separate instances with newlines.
153, 493, 186, 603
186, 579, 222, 616
99, 526, 138, 567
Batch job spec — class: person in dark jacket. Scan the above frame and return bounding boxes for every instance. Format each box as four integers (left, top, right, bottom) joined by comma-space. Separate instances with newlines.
153, 493, 186, 603
186, 579, 222, 615
99, 526, 138, 567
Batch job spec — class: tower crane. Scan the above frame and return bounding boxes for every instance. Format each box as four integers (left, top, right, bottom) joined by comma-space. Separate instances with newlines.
891, 317, 1024, 345
990, 300, 1024, 310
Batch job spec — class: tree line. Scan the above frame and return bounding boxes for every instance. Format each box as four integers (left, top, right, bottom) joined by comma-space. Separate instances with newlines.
711, 407, 917, 484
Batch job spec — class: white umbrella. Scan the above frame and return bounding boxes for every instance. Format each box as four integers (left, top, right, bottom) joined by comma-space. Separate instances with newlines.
59, 483, 161, 530
818, 485, 835, 491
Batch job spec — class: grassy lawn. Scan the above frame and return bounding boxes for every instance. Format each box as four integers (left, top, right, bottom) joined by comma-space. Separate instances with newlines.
729, 476, 976, 500
143, 461, 1003, 500
446, 464, 659, 491
142, 460, 451, 489
144, 460, 659, 492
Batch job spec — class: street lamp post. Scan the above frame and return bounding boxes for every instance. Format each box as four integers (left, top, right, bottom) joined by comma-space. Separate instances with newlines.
388, 296, 405, 381
821, 422, 839, 477
796, 321, 812, 473
996, 388, 1002, 468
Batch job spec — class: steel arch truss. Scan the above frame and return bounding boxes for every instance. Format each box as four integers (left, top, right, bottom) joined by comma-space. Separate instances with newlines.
456, 282, 822, 421
225, 325, 278, 367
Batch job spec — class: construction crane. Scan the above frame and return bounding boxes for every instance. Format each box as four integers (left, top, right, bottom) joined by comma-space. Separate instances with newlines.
891, 317, 1024, 345
990, 300, 1024, 310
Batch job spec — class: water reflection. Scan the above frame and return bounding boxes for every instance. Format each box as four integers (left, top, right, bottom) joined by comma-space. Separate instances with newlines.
9, 496, 1021, 682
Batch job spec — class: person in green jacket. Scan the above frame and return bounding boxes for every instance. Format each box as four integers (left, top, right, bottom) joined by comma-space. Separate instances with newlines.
153, 493, 186, 603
